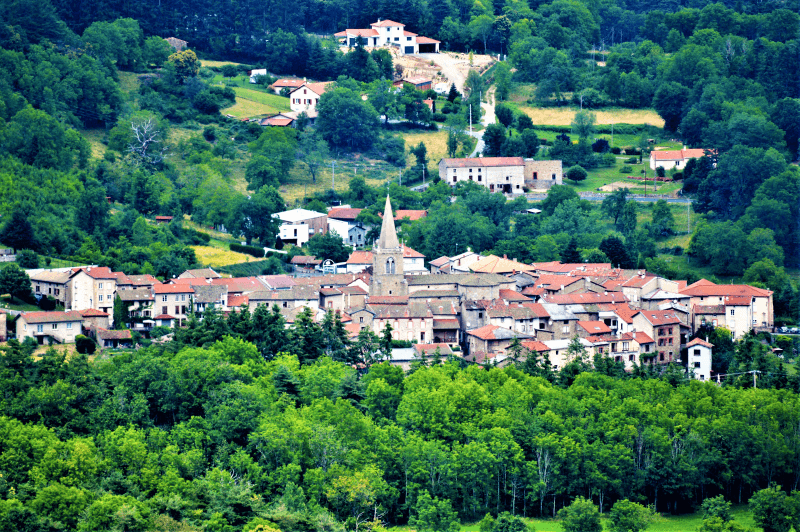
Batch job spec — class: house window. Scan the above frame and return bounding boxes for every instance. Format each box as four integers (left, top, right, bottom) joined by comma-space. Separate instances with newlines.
162, 295, 168, 302
729, 309, 735, 316
469, 168, 472, 173
99, 283, 103, 289
452, 177, 457, 183
552, 174, 556, 179
478, 312, 483, 319
52, 323, 58, 330
98, 295, 103, 301
694, 349, 701, 356
283, 302, 288, 308
623, 342, 629, 351
694, 362, 701, 368
562, 325, 569, 333
386, 257, 395, 274
629, 354, 635, 361
67, 323, 72, 329
35, 285, 40, 292
37, 324, 43, 333
175, 306, 180, 315
478, 176, 482, 181
162, 306, 168, 315
181, 294, 186, 301
659, 353, 665, 361
394, 37, 399, 41
360, 317, 364, 323
407, 36, 412, 41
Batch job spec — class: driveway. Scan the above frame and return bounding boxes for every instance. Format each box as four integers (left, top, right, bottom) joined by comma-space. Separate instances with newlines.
418, 52, 467, 93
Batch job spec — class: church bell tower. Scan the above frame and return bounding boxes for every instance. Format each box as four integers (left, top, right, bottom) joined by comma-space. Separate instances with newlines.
370, 196, 407, 297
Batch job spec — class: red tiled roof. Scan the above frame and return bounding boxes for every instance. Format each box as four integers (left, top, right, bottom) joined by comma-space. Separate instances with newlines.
261, 117, 293, 127
290, 82, 333, 98
403, 31, 418, 37
347, 251, 373, 264
577, 321, 612, 334
467, 324, 503, 340
520, 302, 550, 318
155, 216, 173, 221
651, 148, 708, 161
396, 209, 427, 221
636, 310, 681, 326
687, 337, 714, 348
681, 280, 772, 297
97, 328, 133, 340
471, 255, 535, 274
599, 303, 637, 323
414, 343, 453, 354
291, 255, 320, 265
621, 274, 656, 288
170, 277, 213, 286
531, 274, 583, 289
521, 340, 549, 352
416, 36, 441, 44
338, 28, 380, 37
402, 76, 430, 85
270, 78, 305, 89
228, 294, 249, 308
432, 318, 460, 329
499, 289, 529, 301
402, 245, 424, 258
20, 311, 83, 324
328, 207, 363, 220
532, 262, 612, 274
210, 277, 265, 293
634, 332, 654, 344
154, 283, 195, 294
371, 19, 405, 27
73, 266, 116, 279
154, 314, 176, 320
79, 308, 109, 317
693, 304, 725, 314
441, 157, 524, 168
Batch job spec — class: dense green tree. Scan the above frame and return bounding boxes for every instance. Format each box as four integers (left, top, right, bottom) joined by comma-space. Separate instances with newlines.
609, 499, 654, 532
0, 264, 31, 300
317, 86, 380, 151
559, 497, 602, 532
565, 165, 588, 183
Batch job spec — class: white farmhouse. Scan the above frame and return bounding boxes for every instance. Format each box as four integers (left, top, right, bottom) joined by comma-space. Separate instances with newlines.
335, 19, 440, 55
686, 337, 713, 381
288, 82, 333, 115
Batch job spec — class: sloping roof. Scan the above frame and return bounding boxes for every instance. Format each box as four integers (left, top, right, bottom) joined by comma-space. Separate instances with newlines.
21, 311, 83, 324
371, 19, 405, 27
636, 310, 682, 326
347, 251, 373, 264
261, 116, 293, 127
97, 329, 133, 341
429, 256, 450, 267
117, 288, 153, 302
521, 302, 550, 318
368, 295, 409, 305
634, 331, 654, 344
377, 196, 400, 249
408, 290, 460, 299
72, 266, 116, 279
681, 279, 772, 297
372, 302, 432, 319
407, 273, 510, 286
651, 148, 708, 161
471, 255, 535, 274
416, 36, 441, 44
403, 76, 430, 85
414, 343, 454, 355
328, 207, 363, 221
441, 157, 524, 168
467, 324, 531, 341
339, 28, 380, 37
432, 318, 460, 329
274, 208, 327, 222
395, 209, 427, 222
128, 274, 159, 286
259, 275, 297, 290
211, 277, 266, 293
154, 284, 194, 294
154, 314, 176, 320
687, 337, 714, 348
403, 31, 419, 37
599, 303, 637, 324
270, 78, 305, 89
181, 268, 220, 279
693, 304, 725, 314
192, 284, 227, 304
228, 294, 249, 308
291, 255, 321, 265
29, 270, 71, 283
531, 274, 584, 290
577, 321, 612, 334
402, 245, 424, 258
79, 308, 108, 317
521, 340, 550, 352
532, 262, 613, 274
487, 302, 540, 320
293, 273, 370, 287
499, 289, 530, 301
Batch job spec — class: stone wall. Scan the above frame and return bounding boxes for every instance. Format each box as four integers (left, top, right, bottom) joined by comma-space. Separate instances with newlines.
524, 160, 563, 190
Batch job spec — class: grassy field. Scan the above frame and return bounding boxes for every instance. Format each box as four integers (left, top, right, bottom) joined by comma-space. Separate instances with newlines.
78, 128, 107, 159
221, 86, 291, 119
390, 506, 757, 532
279, 158, 395, 206
512, 105, 665, 128
0, 294, 40, 311
200, 60, 246, 68
402, 130, 449, 168
191, 245, 261, 268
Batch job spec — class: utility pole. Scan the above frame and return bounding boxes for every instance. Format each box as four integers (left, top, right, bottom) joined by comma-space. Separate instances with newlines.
469, 104, 472, 134
687, 201, 690, 234
331, 160, 335, 190
422, 165, 425, 185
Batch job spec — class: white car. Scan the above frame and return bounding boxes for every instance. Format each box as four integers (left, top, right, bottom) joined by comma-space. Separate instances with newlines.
434, 83, 449, 94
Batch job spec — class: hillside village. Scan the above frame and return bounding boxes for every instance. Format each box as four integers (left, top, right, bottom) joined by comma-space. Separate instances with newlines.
10, 195, 776, 385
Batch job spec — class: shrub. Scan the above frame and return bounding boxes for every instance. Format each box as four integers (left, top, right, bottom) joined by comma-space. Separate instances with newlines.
672, 172, 683, 180
620, 166, 633, 173
611, 146, 621, 154
566, 165, 588, 182
625, 157, 639, 164
38, 296, 56, 311
623, 147, 641, 155
230, 243, 265, 257
592, 139, 610, 153
655, 166, 666, 177
75, 335, 97, 355
16, 249, 39, 268
432, 113, 446, 122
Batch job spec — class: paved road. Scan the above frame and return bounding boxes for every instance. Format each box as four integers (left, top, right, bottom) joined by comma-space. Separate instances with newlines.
469, 86, 496, 156
526, 193, 694, 203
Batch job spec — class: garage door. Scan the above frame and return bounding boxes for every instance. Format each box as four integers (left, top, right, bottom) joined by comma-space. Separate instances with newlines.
404, 46, 414, 54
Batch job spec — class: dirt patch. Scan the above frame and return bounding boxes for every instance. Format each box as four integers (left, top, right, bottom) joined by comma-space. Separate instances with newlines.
598, 181, 640, 192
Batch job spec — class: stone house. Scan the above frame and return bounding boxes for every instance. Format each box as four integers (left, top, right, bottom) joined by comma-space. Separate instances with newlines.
17, 311, 83, 345
680, 279, 773, 337
29, 270, 70, 305
632, 310, 686, 364
524, 160, 563, 190
465, 325, 532, 364
439, 157, 526, 193
66, 267, 119, 315
117, 288, 155, 332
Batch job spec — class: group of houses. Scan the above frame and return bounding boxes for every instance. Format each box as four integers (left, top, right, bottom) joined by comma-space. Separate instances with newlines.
16, 197, 773, 381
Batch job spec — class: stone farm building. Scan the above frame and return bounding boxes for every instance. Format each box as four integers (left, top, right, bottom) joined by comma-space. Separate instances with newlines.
439, 157, 563, 192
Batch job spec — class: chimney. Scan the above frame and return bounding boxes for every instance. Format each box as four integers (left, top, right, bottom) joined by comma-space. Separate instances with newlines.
503, 254, 507, 259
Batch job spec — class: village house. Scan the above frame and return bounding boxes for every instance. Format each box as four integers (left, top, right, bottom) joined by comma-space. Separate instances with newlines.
680, 279, 774, 338
17, 311, 83, 345
328, 217, 368, 249
65, 267, 120, 317
334, 19, 440, 55
439, 157, 526, 193
288, 82, 333, 115
117, 288, 155, 332
525, 160, 563, 190
79, 308, 110, 331
248, 69, 268, 83
429, 251, 482, 274
153, 284, 194, 327
179, 268, 220, 280
97, 329, 134, 349
28, 269, 71, 305
632, 309, 687, 364
259, 114, 295, 128
291, 255, 322, 274
269, 78, 305, 94
686, 337, 713, 381
465, 325, 532, 365
372, 302, 433, 343
649, 148, 709, 171
392, 77, 433, 91
470, 255, 535, 275
273, 208, 328, 247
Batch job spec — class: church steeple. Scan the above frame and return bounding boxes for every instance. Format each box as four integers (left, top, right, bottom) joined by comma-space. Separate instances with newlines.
377, 195, 400, 250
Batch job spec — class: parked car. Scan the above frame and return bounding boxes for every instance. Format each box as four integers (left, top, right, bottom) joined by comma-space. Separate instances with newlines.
778, 326, 788, 333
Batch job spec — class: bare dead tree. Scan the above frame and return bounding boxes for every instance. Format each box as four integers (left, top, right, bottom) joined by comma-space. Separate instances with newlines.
127, 117, 168, 165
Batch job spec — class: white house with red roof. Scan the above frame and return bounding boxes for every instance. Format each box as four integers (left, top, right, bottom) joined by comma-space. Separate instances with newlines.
680, 279, 773, 338
288, 82, 334, 115
154, 283, 194, 326
686, 337, 713, 381
649, 148, 709, 171
334, 19, 440, 55
66, 266, 121, 315
17, 311, 83, 345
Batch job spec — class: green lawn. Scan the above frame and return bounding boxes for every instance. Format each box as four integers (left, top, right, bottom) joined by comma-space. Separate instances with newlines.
389, 506, 757, 532
0, 294, 40, 311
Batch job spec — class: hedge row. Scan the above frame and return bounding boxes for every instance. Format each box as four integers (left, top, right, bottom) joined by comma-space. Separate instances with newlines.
230, 243, 265, 257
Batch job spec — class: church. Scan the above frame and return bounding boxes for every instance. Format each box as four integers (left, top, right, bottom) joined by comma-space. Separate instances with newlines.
369, 196, 408, 297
